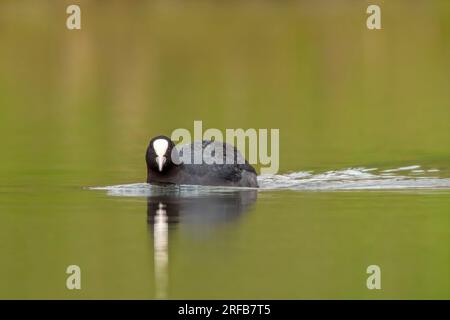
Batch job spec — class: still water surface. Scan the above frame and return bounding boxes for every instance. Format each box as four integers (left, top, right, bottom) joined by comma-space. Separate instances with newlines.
1, 164, 450, 299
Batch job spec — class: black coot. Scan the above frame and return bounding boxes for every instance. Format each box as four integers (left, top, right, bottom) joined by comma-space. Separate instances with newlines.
145, 135, 258, 187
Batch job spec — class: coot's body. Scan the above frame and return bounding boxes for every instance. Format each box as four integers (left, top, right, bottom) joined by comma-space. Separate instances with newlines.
146, 136, 258, 188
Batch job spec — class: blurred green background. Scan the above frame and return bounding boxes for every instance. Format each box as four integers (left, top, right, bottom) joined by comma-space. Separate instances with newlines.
0, 0, 449, 299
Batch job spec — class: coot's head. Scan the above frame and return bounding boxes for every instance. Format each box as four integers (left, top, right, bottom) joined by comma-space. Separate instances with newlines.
146, 136, 177, 173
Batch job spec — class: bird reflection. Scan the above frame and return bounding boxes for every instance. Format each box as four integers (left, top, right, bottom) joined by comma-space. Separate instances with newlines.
152, 202, 169, 299
147, 189, 257, 299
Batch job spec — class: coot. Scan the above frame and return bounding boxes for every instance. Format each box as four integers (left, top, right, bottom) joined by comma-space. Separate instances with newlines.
145, 136, 258, 187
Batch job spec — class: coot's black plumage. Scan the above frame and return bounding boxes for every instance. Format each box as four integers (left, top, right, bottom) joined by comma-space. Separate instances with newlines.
146, 136, 258, 187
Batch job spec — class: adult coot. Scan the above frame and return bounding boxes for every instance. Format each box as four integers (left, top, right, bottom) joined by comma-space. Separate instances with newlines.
145, 136, 258, 187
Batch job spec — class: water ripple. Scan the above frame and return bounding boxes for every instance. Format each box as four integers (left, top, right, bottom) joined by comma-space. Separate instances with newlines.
89, 165, 450, 196
258, 166, 450, 190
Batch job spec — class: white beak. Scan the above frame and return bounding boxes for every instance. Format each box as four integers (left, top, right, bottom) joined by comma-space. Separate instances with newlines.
156, 156, 165, 172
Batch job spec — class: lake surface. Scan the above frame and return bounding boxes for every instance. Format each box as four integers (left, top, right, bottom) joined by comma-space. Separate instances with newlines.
0, 1, 449, 299
1, 166, 449, 299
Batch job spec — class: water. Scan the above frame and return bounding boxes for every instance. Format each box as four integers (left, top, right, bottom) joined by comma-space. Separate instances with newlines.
92, 166, 450, 195
1, 1, 450, 299
84, 166, 450, 299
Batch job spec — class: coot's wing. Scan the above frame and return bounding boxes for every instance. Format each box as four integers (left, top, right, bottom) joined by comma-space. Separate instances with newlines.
177, 141, 256, 182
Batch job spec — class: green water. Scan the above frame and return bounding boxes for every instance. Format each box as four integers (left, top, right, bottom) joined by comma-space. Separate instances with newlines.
0, 1, 449, 299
